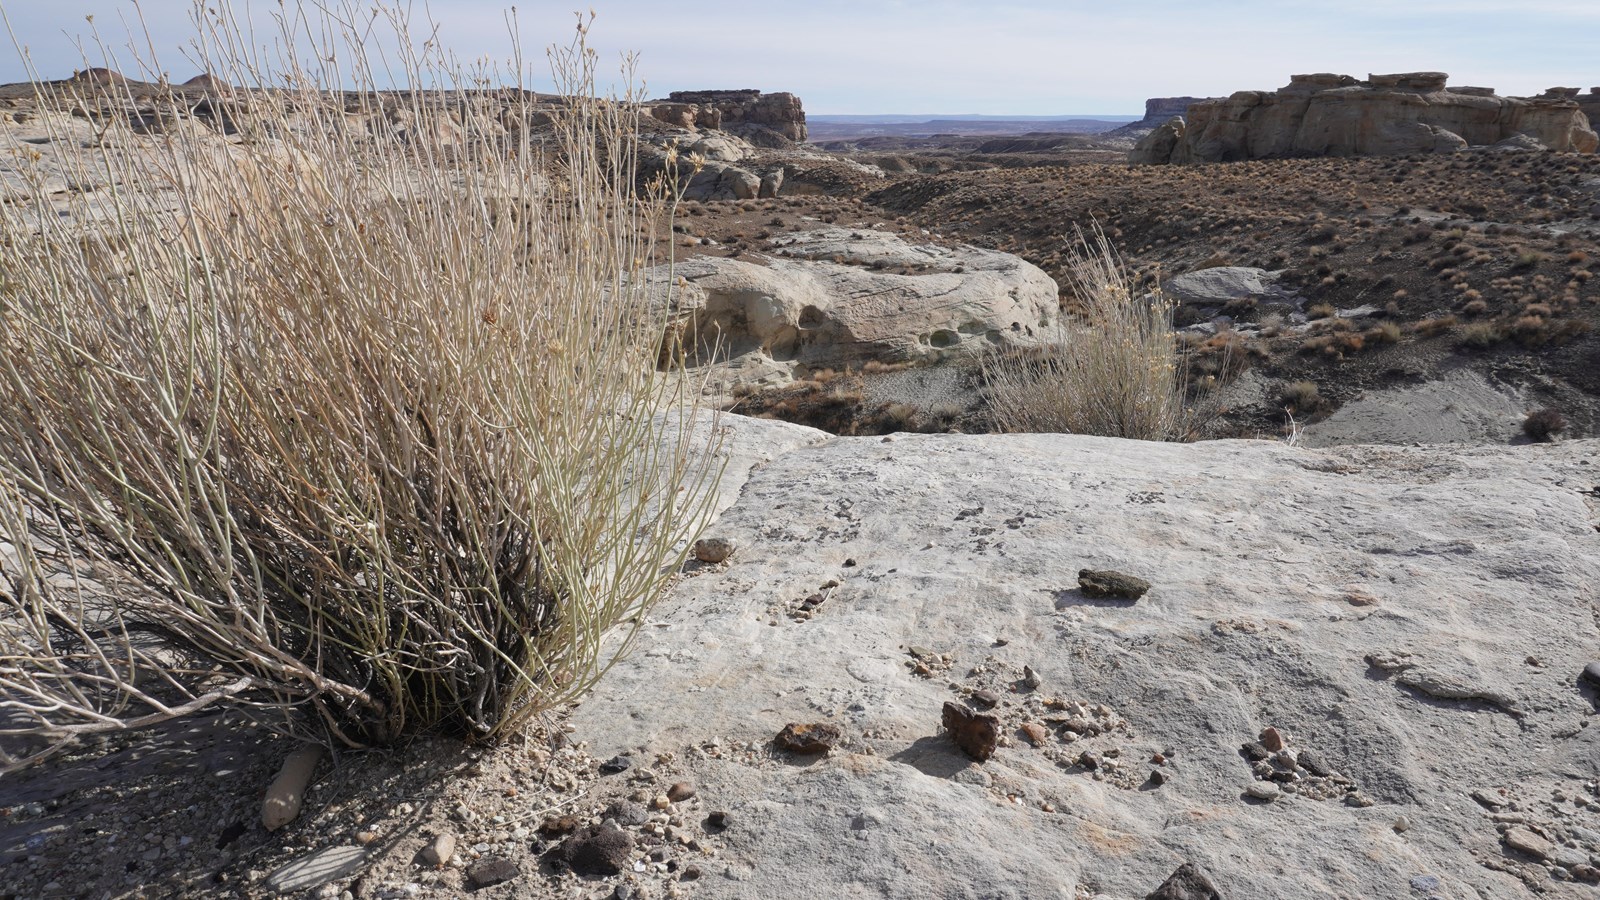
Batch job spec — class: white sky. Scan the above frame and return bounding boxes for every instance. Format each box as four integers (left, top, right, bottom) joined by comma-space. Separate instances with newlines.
0, 1, 1595, 115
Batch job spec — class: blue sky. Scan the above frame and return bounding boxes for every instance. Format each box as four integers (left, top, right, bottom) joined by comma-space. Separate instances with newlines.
0, 1, 1595, 115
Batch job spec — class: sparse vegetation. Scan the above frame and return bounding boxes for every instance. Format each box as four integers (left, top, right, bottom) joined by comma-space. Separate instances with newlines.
984, 226, 1201, 441
0, 10, 717, 770
1522, 407, 1567, 443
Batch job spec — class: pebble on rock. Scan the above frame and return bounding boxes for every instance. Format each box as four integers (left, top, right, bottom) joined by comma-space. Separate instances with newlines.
1020, 723, 1049, 746
667, 781, 697, 802
1581, 661, 1600, 688
774, 722, 842, 754
1246, 782, 1281, 802
1146, 862, 1223, 900
1258, 726, 1286, 753
1022, 665, 1043, 690
466, 857, 519, 888
599, 754, 633, 774
943, 701, 1000, 762
1078, 568, 1151, 600
1503, 826, 1554, 860
420, 833, 455, 868
693, 537, 736, 564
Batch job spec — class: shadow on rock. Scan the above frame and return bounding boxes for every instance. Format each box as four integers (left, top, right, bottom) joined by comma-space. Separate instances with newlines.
889, 735, 981, 780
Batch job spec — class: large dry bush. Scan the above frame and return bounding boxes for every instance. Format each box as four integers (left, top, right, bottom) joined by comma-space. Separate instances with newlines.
984, 226, 1201, 440
0, 5, 716, 771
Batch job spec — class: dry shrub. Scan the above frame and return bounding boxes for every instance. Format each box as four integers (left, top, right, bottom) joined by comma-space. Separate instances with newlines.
984, 226, 1203, 441
0, 6, 717, 770
1522, 408, 1567, 443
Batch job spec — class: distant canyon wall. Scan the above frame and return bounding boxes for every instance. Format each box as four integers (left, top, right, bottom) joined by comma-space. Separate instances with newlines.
1132, 73, 1600, 164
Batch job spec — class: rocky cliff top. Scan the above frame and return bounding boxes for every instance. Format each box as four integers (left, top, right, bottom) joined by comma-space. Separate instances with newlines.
1133, 72, 1600, 164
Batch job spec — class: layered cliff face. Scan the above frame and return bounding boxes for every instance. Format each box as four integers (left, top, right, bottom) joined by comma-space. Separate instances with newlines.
1133, 72, 1600, 164
1105, 96, 1215, 141
645, 89, 807, 146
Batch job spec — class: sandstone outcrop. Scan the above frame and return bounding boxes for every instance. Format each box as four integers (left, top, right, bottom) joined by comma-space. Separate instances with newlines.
653, 228, 1059, 388
647, 89, 807, 145
574, 413, 1600, 898
1133, 72, 1599, 164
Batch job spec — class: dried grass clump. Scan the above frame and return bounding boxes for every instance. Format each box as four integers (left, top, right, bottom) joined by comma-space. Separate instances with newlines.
984, 226, 1202, 441
0, 6, 716, 771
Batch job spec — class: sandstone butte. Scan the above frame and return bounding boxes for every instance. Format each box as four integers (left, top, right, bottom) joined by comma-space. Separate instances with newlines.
1133, 72, 1600, 164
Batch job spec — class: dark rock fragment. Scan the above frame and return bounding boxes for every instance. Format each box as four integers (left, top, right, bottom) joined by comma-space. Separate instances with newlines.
942, 701, 999, 762
467, 857, 519, 888
1078, 568, 1151, 600
1147, 862, 1223, 899
775, 722, 842, 754
549, 825, 634, 877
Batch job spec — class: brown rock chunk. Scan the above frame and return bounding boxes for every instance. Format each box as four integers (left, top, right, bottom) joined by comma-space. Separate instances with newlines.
1258, 726, 1286, 752
420, 833, 455, 867
1146, 862, 1223, 899
550, 824, 634, 877
667, 781, 698, 802
943, 701, 999, 762
693, 537, 736, 564
1503, 826, 1554, 861
262, 745, 324, 832
1078, 568, 1151, 600
467, 857, 519, 888
775, 722, 842, 754
1020, 723, 1050, 746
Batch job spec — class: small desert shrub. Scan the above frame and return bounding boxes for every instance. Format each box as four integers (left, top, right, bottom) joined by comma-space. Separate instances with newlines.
1522, 408, 1567, 443
1307, 303, 1337, 320
0, 7, 717, 769
1281, 381, 1321, 413
1460, 323, 1505, 349
983, 226, 1201, 441
1367, 322, 1403, 345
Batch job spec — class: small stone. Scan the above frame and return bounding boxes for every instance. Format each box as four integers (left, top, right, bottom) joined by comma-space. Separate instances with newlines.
1297, 748, 1334, 777
908, 645, 937, 661
613, 885, 635, 900
466, 857, 519, 888
550, 825, 635, 877
604, 801, 650, 827
1022, 666, 1043, 690
1393, 816, 1411, 833
653, 794, 672, 810
667, 781, 697, 802
355, 830, 377, 845
1148, 770, 1169, 787
1582, 661, 1600, 687
1504, 826, 1555, 861
1020, 723, 1049, 746
1258, 726, 1286, 752
971, 689, 1001, 708
1344, 791, 1376, 808
1240, 741, 1269, 761
1077, 568, 1150, 600
704, 810, 730, 831
1246, 782, 1281, 802
599, 754, 633, 774
942, 702, 1000, 762
1147, 862, 1222, 899
693, 537, 736, 564
682, 863, 703, 880
1410, 875, 1441, 893
539, 815, 580, 837
775, 722, 842, 754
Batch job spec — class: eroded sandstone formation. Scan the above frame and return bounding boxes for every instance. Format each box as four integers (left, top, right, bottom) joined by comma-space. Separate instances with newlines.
647, 89, 807, 146
1106, 96, 1215, 140
1132, 72, 1600, 164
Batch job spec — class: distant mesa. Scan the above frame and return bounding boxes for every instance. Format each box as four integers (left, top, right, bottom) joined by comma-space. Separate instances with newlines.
70, 67, 128, 85
181, 73, 231, 92
1106, 96, 1216, 140
1132, 72, 1600, 165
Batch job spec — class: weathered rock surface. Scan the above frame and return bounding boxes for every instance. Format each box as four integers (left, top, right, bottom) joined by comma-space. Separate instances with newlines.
651, 89, 808, 144
656, 228, 1059, 388
1109, 97, 1217, 142
1134, 72, 1600, 164
1162, 267, 1298, 310
572, 413, 1600, 898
